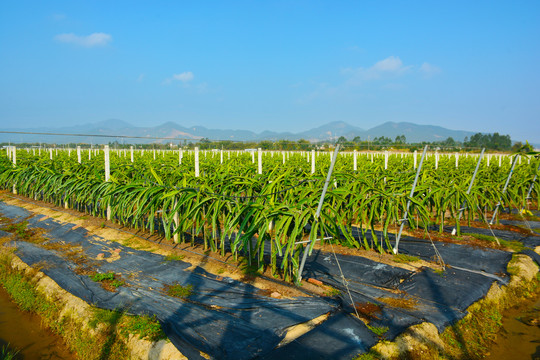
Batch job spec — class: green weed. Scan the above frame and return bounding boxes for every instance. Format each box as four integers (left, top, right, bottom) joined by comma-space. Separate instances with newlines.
323, 287, 341, 297
463, 232, 524, 252
2, 272, 39, 311
0, 344, 19, 360
111, 280, 124, 288
89, 308, 166, 342
366, 324, 389, 337
1, 221, 32, 240
89, 308, 123, 329
393, 254, 421, 263
163, 254, 185, 262
120, 314, 166, 342
167, 283, 193, 298
90, 272, 115, 282
354, 351, 381, 360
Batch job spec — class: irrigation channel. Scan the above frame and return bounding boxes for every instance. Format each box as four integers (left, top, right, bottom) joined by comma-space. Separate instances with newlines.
485, 292, 540, 360
0, 285, 75, 359
0, 146, 539, 359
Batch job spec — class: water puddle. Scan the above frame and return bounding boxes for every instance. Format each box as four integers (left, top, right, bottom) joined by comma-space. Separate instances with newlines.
486, 293, 540, 360
0, 286, 75, 359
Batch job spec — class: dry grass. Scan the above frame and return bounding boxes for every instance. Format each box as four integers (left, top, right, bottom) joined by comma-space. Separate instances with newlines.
378, 296, 418, 310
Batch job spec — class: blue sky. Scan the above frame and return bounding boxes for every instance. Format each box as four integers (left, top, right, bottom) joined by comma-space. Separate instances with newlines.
1, 1, 539, 143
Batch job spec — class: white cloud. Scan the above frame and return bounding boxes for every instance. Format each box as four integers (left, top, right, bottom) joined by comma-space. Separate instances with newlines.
137, 74, 145, 82
419, 62, 441, 77
343, 56, 413, 82
163, 72, 197, 86
54, 32, 112, 47
372, 56, 408, 72
51, 13, 66, 21
297, 56, 440, 104
172, 72, 194, 82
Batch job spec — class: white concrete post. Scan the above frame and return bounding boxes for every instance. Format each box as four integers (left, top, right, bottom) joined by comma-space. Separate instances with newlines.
257, 148, 262, 174
12, 146, 17, 194
220, 149, 223, 164
414, 150, 418, 169
282, 151, 285, 165
435, 151, 439, 170
173, 199, 179, 243
77, 146, 81, 164
311, 150, 316, 174
50, 148, 53, 160
384, 151, 388, 170
130, 146, 134, 163
353, 150, 357, 171
194, 147, 200, 177
104, 145, 111, 221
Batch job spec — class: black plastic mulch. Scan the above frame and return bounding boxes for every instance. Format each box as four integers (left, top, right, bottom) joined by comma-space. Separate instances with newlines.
0, 202, 337, 360
1, 201, 538, 359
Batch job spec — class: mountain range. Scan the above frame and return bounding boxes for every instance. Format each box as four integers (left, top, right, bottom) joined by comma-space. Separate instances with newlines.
0, 120, 487, 145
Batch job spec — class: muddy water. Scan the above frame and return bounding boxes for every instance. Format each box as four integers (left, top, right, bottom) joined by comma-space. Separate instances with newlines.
0, 286, 75, 360
486, 293, 540, 360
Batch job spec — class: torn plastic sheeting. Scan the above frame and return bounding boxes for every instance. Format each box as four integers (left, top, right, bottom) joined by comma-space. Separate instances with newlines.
262, 311, 378, 360
26, 215, 339, 312
304, 248, 502, 334
449, 224, 540, 244
397, 267, 497, 318
499, 219, 540, 229
303, 254, 472, 335
22, 214, 322, 314
336, 226, 511, 276
0, 201, 31, 219
6, 220, 336, 360
25, 218, 282, 303
324, 277, 453, 339
392, 239, 512, 277
303, 249, 414, 290
314, 269, 469, 336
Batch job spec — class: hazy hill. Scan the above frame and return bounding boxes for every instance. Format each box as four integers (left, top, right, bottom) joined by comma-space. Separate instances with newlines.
0, 120, 485, 145
363, 122, 475, 143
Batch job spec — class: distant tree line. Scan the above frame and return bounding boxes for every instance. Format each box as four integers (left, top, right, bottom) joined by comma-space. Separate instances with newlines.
2, 132, 530, 153
463, 133, 512, 151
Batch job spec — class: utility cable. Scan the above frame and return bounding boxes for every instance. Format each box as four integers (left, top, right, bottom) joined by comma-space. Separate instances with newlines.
329, 241, 361, 319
